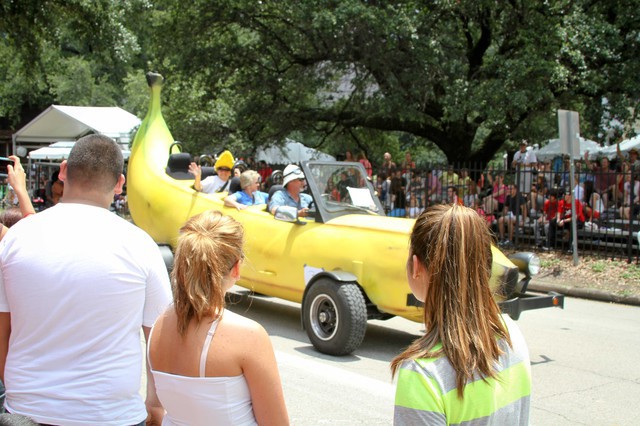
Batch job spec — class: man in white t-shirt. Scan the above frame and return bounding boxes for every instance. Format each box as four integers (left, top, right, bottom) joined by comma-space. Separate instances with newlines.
512, 140, 537, 195
0, 135, 172, 426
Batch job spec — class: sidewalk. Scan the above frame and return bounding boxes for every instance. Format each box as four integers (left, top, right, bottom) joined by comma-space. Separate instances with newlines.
528, 279, 640, 307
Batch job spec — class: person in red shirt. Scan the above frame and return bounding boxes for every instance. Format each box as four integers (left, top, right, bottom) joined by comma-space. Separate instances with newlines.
536, 188, 560, 249
257, 160, 273, 189
548, 191, 585, 251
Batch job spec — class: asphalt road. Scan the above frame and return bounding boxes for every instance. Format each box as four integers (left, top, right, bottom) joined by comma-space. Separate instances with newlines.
225, 288, 640, 425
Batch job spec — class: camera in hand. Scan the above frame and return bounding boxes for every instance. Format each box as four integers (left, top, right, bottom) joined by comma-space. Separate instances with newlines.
0, 157, 14, 177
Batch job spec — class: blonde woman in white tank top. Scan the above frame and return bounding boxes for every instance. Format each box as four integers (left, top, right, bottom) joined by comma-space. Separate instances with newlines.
148, 211, 289, 426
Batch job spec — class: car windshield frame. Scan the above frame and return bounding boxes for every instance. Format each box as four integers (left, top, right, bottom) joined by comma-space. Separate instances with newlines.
302, 161, 384, 223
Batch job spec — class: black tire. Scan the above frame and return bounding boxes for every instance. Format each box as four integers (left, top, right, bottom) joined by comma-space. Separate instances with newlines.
302, 279, 367, 356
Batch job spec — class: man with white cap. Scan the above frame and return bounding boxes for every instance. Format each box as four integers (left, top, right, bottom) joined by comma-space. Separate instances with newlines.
512, 139, 537, 195
269, 164, 313, 217
189, 150, 234, 193
512, 140, 538, 169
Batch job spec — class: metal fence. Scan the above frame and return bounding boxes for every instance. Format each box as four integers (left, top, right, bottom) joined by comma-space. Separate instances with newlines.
375, 161, 639, 263
7, 158, 636, 263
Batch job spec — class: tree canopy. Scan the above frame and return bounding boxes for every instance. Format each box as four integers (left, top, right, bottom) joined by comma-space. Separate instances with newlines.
0, 0, 152, 126
152, 0, 640, 164
2, 0, 640, 166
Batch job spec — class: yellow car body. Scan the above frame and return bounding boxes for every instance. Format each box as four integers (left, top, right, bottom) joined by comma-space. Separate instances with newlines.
128, 73, 559, 355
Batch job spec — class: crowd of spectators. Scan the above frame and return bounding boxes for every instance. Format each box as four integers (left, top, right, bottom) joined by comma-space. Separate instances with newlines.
370, 148, 639, 251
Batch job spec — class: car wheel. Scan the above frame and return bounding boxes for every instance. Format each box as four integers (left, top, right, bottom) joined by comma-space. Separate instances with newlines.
302, 279, 367, 356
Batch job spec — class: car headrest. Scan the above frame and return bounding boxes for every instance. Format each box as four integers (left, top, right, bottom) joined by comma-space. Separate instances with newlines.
228, 176, 242, 194
268, 184, 284, 202
201, 166, 216, 179
269, 170, 284, 186
165, 153, 193, 180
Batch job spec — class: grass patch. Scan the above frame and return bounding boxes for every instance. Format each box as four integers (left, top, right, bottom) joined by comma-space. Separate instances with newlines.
621, 264, 640, 281
540, 258, 562, 268
591, 261, 606, 273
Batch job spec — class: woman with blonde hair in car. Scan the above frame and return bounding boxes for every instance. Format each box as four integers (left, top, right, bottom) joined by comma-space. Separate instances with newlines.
224, 170, 268, 210
392, 204, 531, 425
148, 211, 289, 426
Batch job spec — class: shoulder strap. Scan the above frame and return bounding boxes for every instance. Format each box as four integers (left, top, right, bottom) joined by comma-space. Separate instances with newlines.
217, 180, 230, 193
146, 324, 157, 371
199, 318, 220, 377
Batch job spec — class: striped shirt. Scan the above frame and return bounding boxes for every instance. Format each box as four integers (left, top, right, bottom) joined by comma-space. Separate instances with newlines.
394, 315, 531, 425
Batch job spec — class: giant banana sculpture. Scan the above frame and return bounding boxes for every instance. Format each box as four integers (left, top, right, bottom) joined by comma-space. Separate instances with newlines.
127, 73, 223, 246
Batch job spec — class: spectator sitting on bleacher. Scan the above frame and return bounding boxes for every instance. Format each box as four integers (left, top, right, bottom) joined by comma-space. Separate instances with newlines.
582, 180, 604, 223
458, 168, 472, 200
189, 150, 234, 193
404, 171, 420, 204
472, 198, 495, 227
446, 186, 463, 206
439, 165, 459, 200
619, 170, 640, 222
548, 191, 585, 252
585, 152, 616, 210
463, 177, 479, 207
407, 194, 421, 218
536, 188, 560, 249
426, 170, 441, 206
498, 185, 527, 247
538, 160, 556, 194
484, 172, 507, 216
529, 171, 548, 215
558, 157, 571, 191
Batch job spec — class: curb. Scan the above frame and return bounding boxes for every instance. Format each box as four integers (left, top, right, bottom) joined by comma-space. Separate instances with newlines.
528, 280, 640, 307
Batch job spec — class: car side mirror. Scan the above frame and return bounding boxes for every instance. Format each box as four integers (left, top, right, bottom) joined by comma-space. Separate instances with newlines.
274, 206, 306, 225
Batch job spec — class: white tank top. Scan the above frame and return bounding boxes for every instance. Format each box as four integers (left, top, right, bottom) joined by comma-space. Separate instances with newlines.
148, 318, 257, 426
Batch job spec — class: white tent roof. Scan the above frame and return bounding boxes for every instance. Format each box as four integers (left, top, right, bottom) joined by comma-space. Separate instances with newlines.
28, 141, 130, 161
533, 137, 602, 161
13, 105, 140, 145
598, 135, 640, 159
255, 139, 335, 164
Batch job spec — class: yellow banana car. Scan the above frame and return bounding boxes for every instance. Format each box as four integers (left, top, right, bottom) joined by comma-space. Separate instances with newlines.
127, 73, 563, 355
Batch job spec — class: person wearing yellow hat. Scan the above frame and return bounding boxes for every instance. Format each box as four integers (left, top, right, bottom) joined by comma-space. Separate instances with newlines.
189, 150, 234, 193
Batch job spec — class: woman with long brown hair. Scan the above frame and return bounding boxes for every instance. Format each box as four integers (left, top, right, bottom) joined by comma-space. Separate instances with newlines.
391, 204, 531, 425
148, 210, 289, 425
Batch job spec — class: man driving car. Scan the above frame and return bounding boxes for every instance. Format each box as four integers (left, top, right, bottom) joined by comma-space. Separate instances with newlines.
269, 164, 313, 217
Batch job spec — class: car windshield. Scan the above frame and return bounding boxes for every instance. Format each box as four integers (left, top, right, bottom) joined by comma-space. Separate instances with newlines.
304, 162, 383, 220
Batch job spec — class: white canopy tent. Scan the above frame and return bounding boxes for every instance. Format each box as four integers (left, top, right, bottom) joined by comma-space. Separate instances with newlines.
28, 141, 131, 161
255, 139, 335, 164
12, 105, 141, 153
533, 137, 603, 161
26, 140, 131, 195
597, 135, 640, 159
